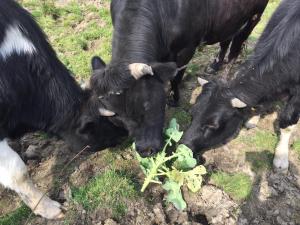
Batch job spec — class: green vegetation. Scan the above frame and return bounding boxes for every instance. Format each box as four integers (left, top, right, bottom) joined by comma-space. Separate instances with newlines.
292, 140, 300, 160
211, 172, 252, 201
21, 0, 112, 79
240, 130, 278, 150
136, 119, 206, 210
0, 205, 31, 225
240, 130, 277, 172
172, 108, 192, 127
251, 0, 280, 40
186, 63, 200, 77
72, 170, 138, 219
245, 150, 274, 172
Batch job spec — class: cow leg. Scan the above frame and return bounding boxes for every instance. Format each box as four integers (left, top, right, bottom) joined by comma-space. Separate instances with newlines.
206, 40, 231, 74
0, 139, 64, 219
169, 70, 186, 107
273, 125, 296, 173
227, 13, 262, 63
274, 88, 300, 172
169, 47, 196, 107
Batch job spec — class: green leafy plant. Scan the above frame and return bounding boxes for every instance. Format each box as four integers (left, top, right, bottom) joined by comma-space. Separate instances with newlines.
135, 119, 206, 210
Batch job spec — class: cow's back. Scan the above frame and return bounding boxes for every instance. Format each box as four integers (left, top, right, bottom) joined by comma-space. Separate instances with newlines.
0, 0, 82, 137
204, 0, 268, 44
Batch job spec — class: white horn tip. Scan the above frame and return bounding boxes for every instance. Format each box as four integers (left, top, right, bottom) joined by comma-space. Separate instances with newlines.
198, 77, 209, 86
129, 63, 153, 79
231, 98, 247, 108
99, 108, 115, 117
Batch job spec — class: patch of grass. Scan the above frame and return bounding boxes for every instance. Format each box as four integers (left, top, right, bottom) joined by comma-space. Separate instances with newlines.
210, 172, 252, 201
21, 0, 113, 79
251, 0, 280, 40
245, 150, 274, 172
186, 63, 200, 76
72, 170, 139, 219
240, 130, 278, 150
172, 109, 192, 128
239, 130, 277, 172
0, 205, 31, 225
292, 140, 300, 160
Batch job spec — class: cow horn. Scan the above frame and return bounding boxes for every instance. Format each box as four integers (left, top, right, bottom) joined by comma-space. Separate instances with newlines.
198, 77, 209, 86
129, 63, 154, 80
99, 108, 115, 117
231, 98, 247, 108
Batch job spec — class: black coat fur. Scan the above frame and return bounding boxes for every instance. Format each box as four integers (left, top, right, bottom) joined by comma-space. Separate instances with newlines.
0, 0, 127, 151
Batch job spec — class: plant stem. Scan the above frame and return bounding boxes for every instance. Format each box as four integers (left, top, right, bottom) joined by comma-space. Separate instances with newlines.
141, 136, 174, 192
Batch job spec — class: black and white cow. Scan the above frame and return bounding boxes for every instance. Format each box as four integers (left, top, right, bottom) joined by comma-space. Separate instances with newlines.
182, 0, 300, 173
90, 0, 268, 157
0, 0, 126, 219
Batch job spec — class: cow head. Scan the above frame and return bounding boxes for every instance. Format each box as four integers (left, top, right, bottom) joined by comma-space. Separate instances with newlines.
182, 78, 249, 151
61, 84, 128, 153
90, 56, 178, 157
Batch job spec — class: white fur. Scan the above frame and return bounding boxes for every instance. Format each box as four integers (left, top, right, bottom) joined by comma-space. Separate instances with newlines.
0, 139, 27, 190
0, 139, 63, 219
273, 125, 296, 172
0, 24, 36, 59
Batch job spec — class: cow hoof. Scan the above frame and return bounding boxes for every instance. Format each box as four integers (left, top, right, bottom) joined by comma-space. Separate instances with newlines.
273, 156, 289, 174
34, 196, 64, 219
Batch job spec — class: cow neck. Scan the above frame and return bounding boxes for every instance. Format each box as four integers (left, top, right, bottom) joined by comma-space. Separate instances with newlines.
40, 59, 84, 134
111, 3, 162, 64
229, 65, 287, 107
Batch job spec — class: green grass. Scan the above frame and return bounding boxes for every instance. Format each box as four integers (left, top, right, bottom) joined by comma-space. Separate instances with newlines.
210, 172, 252, 201
72, 170, 139, 219
21, 0, 112, 79
240, 130, 278, 150
240, 130, 277, 172
172, 109, 192, 127
0, 205, 31, 225
186, 63, 201, 77
292, 140, 300, 160
245, 150, 274, 172
251, 0, 280, 40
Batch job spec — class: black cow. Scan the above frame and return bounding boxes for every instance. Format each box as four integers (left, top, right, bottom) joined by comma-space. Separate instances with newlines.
182, 0, 300, 173
0, 0, 126, 219
91, 0, 268, 157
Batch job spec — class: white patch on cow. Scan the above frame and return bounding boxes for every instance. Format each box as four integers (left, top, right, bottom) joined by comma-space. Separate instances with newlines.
273, 125, 296, 173
0, 139, 63, 219
0, 24, 36, 59
0, 139, 27, 189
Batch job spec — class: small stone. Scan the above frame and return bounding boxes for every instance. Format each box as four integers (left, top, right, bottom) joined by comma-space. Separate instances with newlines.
273, 209, 280, 215
277, 216, 287, 225
24, 145, 40, 160
239, 218, 248, 225
104, 218, 119, 225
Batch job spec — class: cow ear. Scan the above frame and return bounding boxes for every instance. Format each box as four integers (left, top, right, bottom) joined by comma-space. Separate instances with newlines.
91, 56, 106, 71
151, 62, 178, 82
